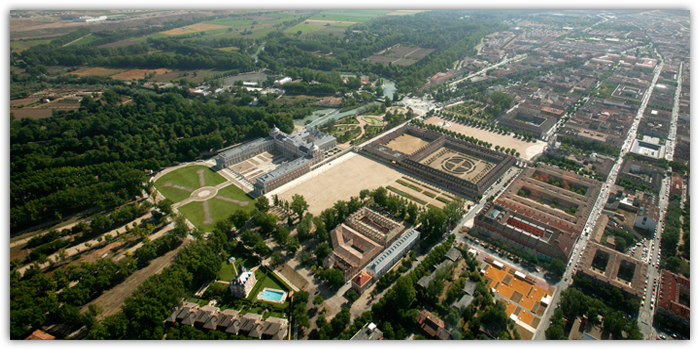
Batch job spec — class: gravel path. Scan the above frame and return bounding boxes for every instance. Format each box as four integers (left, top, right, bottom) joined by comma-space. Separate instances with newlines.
202, 201, 213, 225
214, 195, 250, 206
197, 169, 206, 187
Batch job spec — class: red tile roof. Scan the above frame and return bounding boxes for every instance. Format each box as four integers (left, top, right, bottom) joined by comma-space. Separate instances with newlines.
25, 330, 55, 340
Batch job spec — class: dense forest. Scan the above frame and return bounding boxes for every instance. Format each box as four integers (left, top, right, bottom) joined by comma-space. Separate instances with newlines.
260, 11, 503, 91
10, 88, 298, 232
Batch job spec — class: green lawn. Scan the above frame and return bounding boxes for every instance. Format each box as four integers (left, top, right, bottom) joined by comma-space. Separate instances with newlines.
218, 261, 238, 281
217, 184, 255, 204
155, 165, 226, 190
10, 38, 53, 52
66, 34, 96, 46
209, 196, 252, 219
157, 185, 192, 203
285, 24, 324, 34
362, 116, 383, 125
178, 195, 253, 232
244, 268, 291, 309
178, 201, 206, 229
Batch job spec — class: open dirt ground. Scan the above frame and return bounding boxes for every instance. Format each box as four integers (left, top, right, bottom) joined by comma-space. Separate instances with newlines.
273, 154, 406, 215
384, 133, 430, 154
69, 67, 125, 77
110, 68, 172, 80
160, 23, 230, 35
424, 116, 547, 160
82, 238, 188, 319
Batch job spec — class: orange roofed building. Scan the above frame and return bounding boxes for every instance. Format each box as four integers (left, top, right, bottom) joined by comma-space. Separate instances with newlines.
25, 330, 55, 340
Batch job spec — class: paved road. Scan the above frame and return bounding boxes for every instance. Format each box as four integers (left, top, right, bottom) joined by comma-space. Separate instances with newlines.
534, 58, 666, 340
449, 54, 529, 87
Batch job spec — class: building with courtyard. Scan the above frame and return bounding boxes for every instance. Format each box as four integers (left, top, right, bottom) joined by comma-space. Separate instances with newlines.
576, 241, 648, 299
499, 103, 558, 138
474, 165, 602, 262
216, 126, 336, 196
328, 207, 406, 281
655, 270, 690, 328
362, 124, 515, 198
630, 136, 666, 161
618, 158, 665, 193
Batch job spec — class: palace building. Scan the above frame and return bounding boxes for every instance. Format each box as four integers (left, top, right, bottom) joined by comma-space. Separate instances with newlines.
216, 126, 336, 196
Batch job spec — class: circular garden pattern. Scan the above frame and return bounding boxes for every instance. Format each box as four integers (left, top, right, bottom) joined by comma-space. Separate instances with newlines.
441, 155, 476, 175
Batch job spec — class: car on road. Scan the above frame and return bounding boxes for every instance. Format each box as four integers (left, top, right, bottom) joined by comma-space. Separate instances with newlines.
659, 335, 667, 340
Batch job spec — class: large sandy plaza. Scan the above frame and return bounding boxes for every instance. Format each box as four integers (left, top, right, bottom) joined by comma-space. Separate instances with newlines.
423, 116, 548, 160
384, 133, 430, 154
269, 153, 407, 215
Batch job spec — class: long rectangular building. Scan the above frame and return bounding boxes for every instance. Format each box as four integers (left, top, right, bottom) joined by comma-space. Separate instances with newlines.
365, 228, 421, 278
216, 125, 336, 196
656, 270, 690, 327
362, 124, 515, 198
474, 165, 602, 262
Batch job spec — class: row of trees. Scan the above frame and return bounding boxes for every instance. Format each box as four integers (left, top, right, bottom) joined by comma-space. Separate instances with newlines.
545, 288, 642, 340
11, 214, 190, 339
659, 195, 690, 277
411, 119, 522, 158
85, 225, 227, 339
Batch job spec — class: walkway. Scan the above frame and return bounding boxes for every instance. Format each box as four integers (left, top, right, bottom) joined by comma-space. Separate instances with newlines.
16, 211, 155, 276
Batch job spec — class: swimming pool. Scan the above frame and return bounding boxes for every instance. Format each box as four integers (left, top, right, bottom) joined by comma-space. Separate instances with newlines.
259, 289, 286, 302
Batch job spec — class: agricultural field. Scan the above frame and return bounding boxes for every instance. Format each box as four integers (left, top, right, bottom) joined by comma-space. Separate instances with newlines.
285, 20, 355, 38
68, 67, 125, 77
110, 68, 173, 81
308, 10, 394, 23
10, 37, 52, 52
160, 23, 231, 36
9, 108, 55, 120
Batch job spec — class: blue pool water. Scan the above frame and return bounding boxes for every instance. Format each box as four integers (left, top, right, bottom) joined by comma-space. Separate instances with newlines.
261, 290, 285, 302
